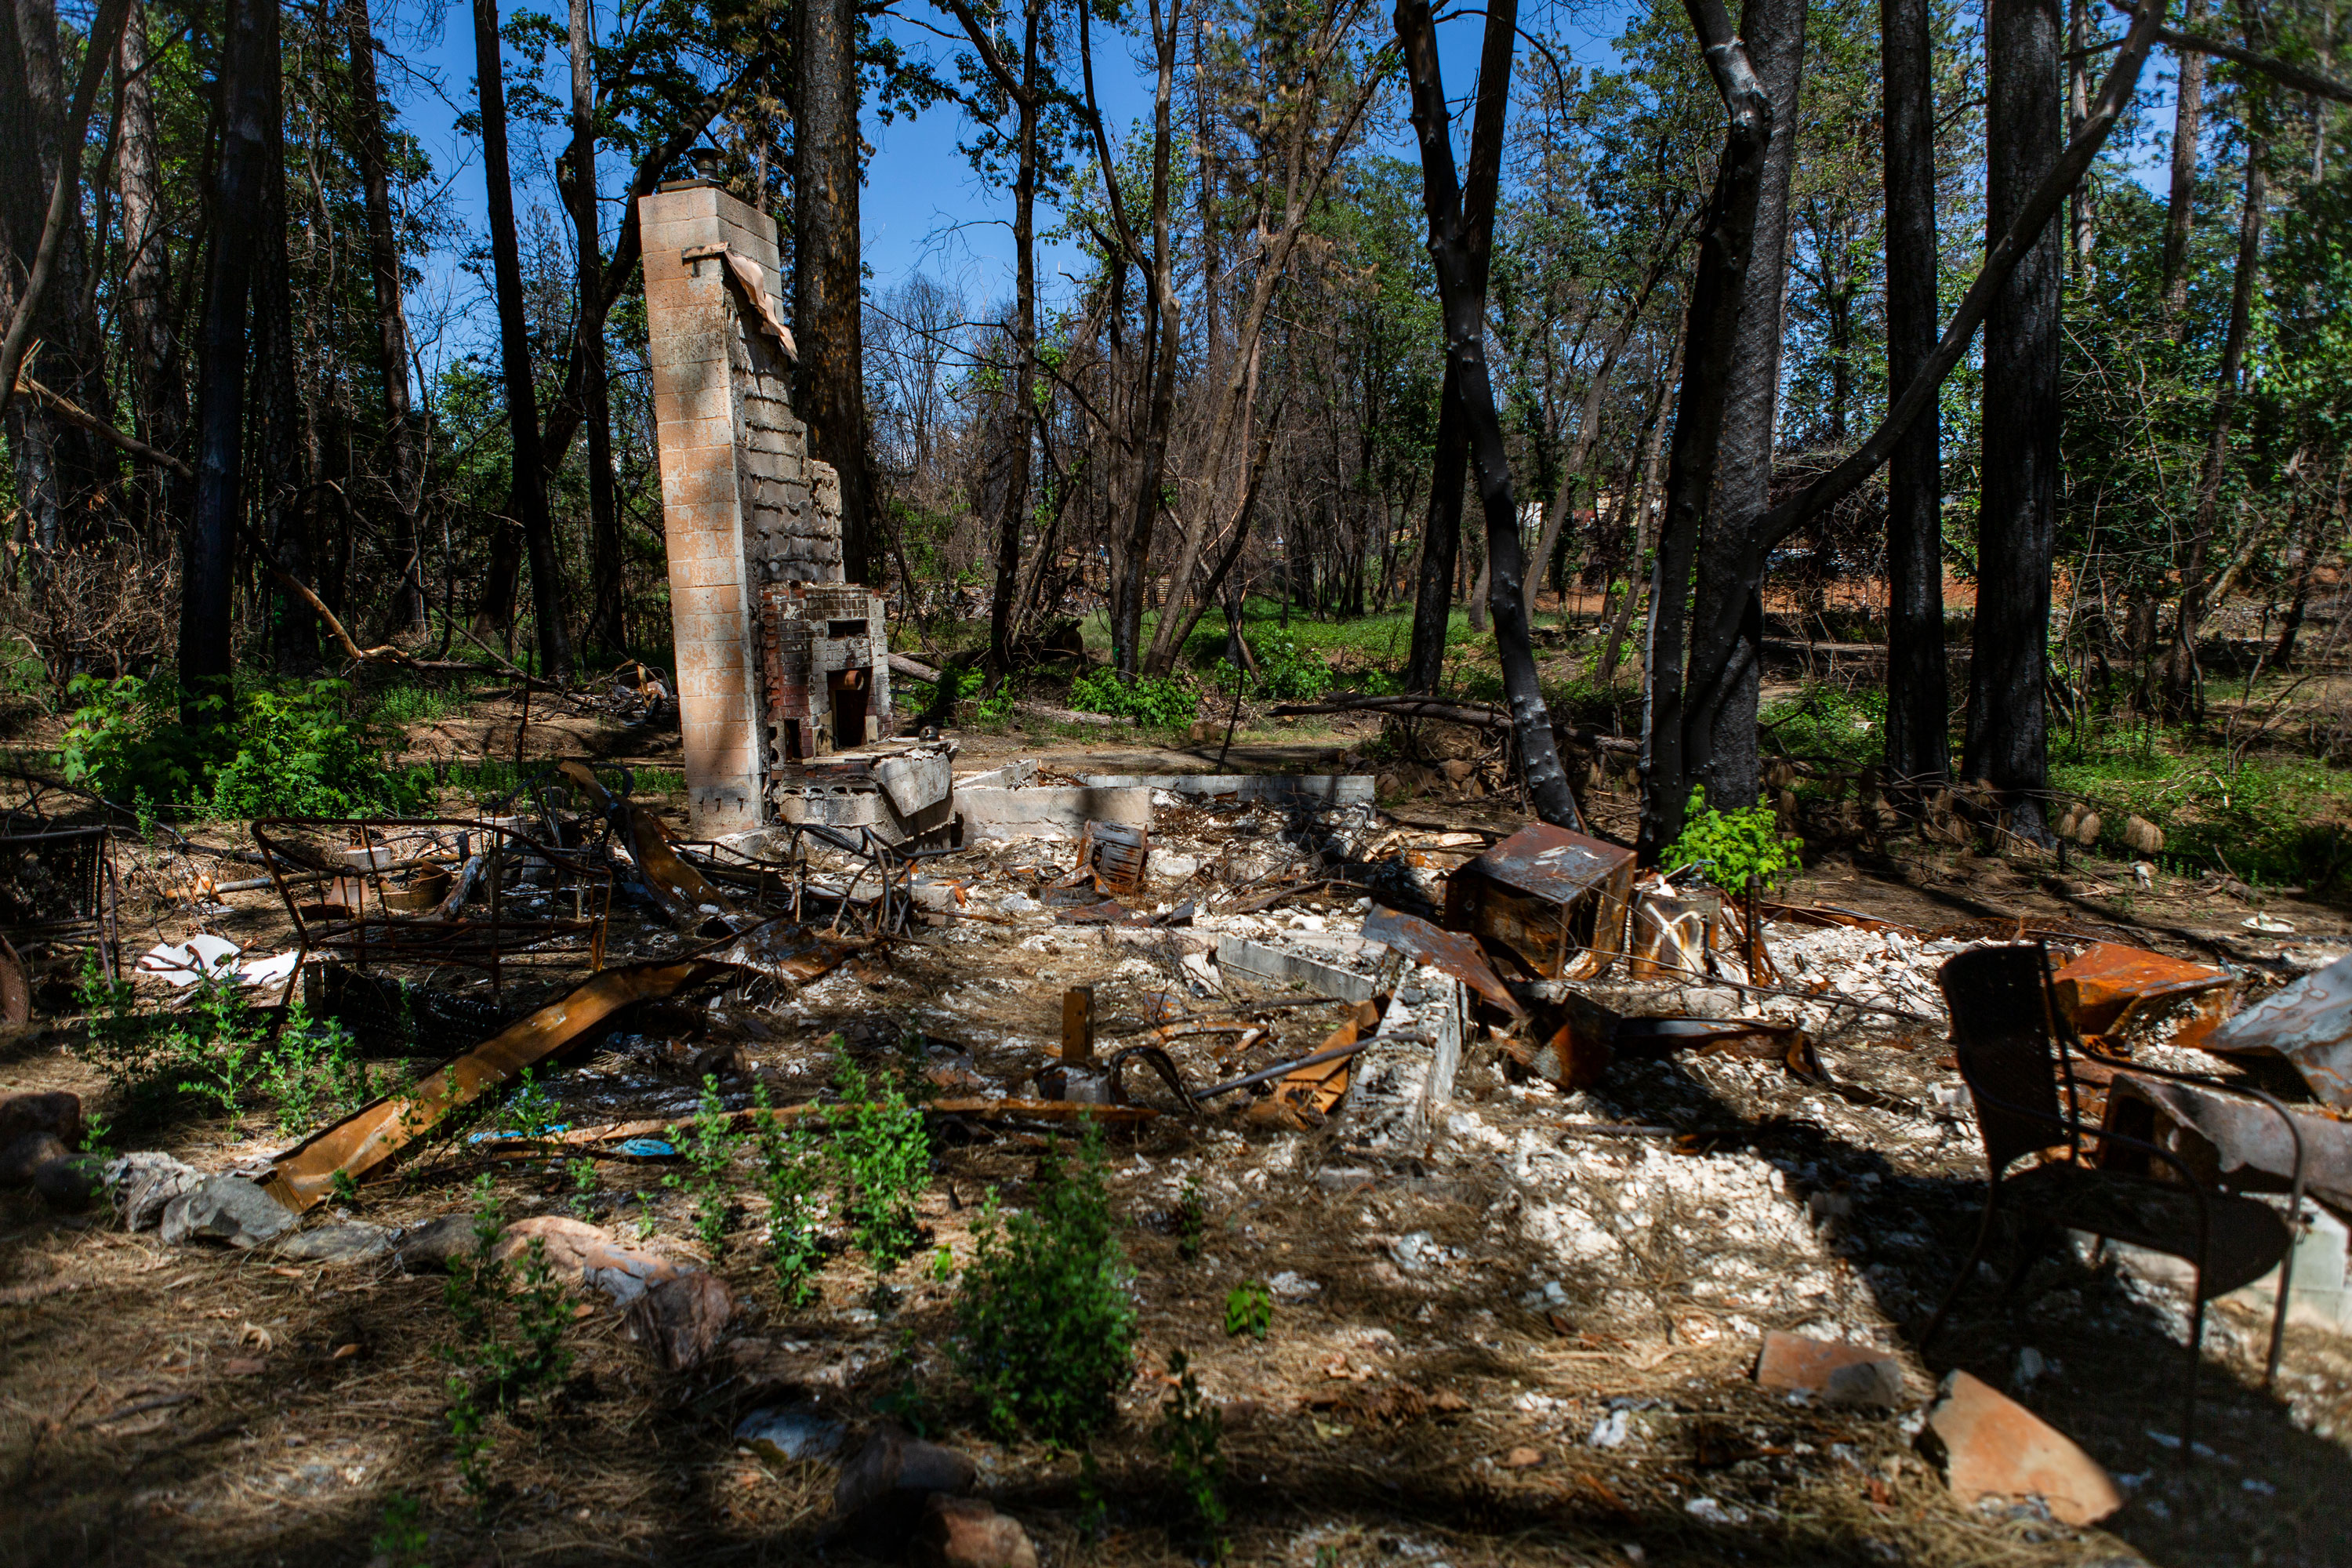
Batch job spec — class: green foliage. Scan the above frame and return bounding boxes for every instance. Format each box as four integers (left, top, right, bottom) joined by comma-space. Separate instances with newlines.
830, 1059, 928, 1272
1664, 788, 1802, 892
1214, 630, 1335, 702
1173, 1175, 1207, 1262
752, 1080, 825, 1305
1759, 684, 1886, 771
369, 1493, 430, 1568
59, 674, 426, 818
666, 1074, 739, 1258
1069, 666, 1200, 728
567, 1157, 599, 1221
171, 977, 269, 1119
495, 1067, 564, 1142
2051, 727, 2352, 887
1223, 1279, 1272, 1341
441, 1174, 574, 1501
953, 1123, 1135, 1444
1156, 1350, 1229, 1560
260, 998, 381, 1135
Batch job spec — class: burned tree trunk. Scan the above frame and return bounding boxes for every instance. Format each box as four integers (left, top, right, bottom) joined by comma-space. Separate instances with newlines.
1403, 372, 1465, 691
1395, 0, 1581, 832
2160, 0, 2208, 326
1964, 0, 2064, 842
565, 0, 623, 655
1679, 0, 1806, 813
1635, 0, 1773, 862
1882, 0, 1948, 799
794, 0, 877, 585
184, 0, 277, 716
347, 0, 425, 637
474, 0, 575, 681
118, 1, 187, 545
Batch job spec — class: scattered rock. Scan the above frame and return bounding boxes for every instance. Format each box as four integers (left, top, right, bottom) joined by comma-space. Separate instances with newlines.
32, 1152, 103, 1210
277, 1223, 393, 1264
1267, 1270, 1321, 1299
1922, 1370, 2122, 1526
1439, 760, 1476, 784
107, 1152, 202, 1232
909, 1495, 1038, 1568
1681, 986, 1741, 1020
735, 1405, 848, 1465
493, 1214, 688, 1305
834, 1423, 978, 1518
0, 1091, 78, 1148
625, 1268, 732, 1371
1501, 1446, 1544, 1468
159, 1175, 297, 1249
0, 1131, 67, 1186
1754, 1331, 1907, 1407
393, 1213, 478, 1271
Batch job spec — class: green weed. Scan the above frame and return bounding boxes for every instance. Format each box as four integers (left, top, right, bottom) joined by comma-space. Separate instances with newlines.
1069, 667, 1200, 729
666, 1074, 739, 1258
369, 1492, 430, 1567
441, 1174, 573, 1501
1156, 1349, 1229, 1560
1224, 1279, 1272, 1341
953, 1123, 1134, 1444
830, 1058, 928, 1273
1664, 787, 1801, 893
752, 1080, 824, 1307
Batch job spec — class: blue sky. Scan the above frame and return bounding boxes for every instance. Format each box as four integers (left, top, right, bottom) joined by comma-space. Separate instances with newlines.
382, 0, 2180, 380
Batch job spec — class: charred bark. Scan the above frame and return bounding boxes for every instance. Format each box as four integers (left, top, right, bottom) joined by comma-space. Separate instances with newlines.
794, 0, 876, 585
346, 0, 425, 636
1882, 0, 1948, 798
474, 0, 574, 681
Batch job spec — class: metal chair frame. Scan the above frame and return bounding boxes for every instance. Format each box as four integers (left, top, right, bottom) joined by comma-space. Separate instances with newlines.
1924, 942, 2308, 1458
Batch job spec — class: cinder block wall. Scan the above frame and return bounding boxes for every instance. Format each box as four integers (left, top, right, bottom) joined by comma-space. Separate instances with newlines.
639, 180, 845, 835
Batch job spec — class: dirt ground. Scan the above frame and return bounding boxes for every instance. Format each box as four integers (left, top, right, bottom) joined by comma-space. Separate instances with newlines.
2, 700, 2350, 1568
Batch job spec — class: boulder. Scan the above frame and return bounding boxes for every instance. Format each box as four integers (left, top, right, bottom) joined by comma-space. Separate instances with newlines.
0, 1131, 67, 1186
277, 1223, 394, 1264
834, 1423, 978, 1518
735, 1405, 848, 1465
393, 1213, 480, 1271
0, 1091, 78, 1148
107, 1152, 202, 1231
624, 1268, 733, 1371
32, 1152, 103, 1210
160, 1175, 297, 1249
494, 1214, 688, 1305
909, 1495, 1038, 1568
1922, 1370, 2122, 1526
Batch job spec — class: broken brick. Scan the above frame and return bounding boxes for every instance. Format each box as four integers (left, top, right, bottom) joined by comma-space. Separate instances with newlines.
1922, 1370, 2122, 1526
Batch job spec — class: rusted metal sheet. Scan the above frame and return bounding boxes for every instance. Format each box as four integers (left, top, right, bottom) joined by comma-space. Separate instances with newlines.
2049, 942, 2236, 1041
2105, 1074, 2352, 1210
1247, 1016, 1360, 1127
1363, 903, 1525, 1018
1757, 901, 1915, 936
1508, 989, 1815, 1091
263, 957, 713, 1213
1443, 823, 1633, 980
1075, 819, 1149, 898
2204, 953, 2352, 1110
624, 805, 742, 925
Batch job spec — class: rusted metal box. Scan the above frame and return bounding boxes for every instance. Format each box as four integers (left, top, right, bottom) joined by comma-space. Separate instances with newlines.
1443, 823, 1635, 979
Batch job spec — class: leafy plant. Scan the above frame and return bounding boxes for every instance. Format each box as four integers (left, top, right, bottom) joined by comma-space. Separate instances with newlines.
953, 1122, 1135, 1444
1069, 667, 1200, 729
1156, 1349, 1229, 1560
1214, 630, 1334, 702
495, 1067, 564, 1142
172, 975, 270, 1118
752, 1080, 824, 1305
1224, 1279, 1272, 1341
441, 1174, 573, 1501
666, 1074, 739, 1257
1664, 787, 1801, 892
1173, 1175, 1207, 1262
369, 1492, 430, 1568
58, 673, 212, 808
260, 998, 377, 1135
831, 1058, 927, 1272
567, 1157, 599, 1221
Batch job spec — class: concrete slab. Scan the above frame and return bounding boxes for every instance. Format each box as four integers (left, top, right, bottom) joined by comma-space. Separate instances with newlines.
953, 786, 1152, 843
1079, 774, 1374, 806
1214, 935, 1391, 1004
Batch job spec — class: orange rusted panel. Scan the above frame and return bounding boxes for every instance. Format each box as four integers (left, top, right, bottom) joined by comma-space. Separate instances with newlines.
2049, 943, 2233, 1037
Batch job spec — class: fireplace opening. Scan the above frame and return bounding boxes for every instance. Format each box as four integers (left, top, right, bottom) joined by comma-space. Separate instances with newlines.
829, 668, 869, 749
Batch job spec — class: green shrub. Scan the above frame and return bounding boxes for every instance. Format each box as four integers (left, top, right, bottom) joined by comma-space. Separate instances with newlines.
441, 1173, 574, 1501
1157, 1349, 1229, 1559
954, 1123, 1135, 1443
753, 1080, 825, 1307
260, 998, 382, 1135
1223, 1279, 1272, 1341
60, 673, 425, 818
1664, 787, 1801, 892
1069, 667, 1200, 728
831, 1059, 927, 1272
666, 1074, 739, 1257
1214, 630, 1334, 702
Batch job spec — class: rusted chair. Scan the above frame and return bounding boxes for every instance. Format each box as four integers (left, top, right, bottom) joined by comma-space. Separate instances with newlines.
1924, 942, 2302, 1455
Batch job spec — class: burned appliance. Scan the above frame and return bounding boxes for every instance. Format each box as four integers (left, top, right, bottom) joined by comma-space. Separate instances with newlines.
1443, 822, 1635, 981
